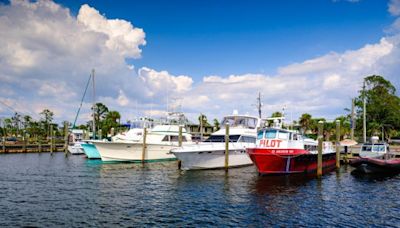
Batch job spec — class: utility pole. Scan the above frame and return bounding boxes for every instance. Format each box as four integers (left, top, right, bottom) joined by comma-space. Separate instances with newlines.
363, 81, 367, 143
92, 69, 96, 139
256, 92, 262, 119
351, 98, 355, 140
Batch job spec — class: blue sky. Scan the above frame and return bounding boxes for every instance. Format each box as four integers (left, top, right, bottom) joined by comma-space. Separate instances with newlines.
56, 0, 392, 78
0, 0, 399, 123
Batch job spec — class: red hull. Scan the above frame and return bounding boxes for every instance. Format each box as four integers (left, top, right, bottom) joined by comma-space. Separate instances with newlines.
247, 148, 336, 175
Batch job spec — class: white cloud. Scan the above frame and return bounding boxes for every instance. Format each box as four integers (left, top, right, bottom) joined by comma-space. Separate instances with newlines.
77, 4, 146, 58
389, 0, 400, 16
117, 90, 129, 106
138, 67, 193, 95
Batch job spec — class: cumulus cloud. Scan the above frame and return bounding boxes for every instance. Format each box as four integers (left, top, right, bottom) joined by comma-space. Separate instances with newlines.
389, 0, 400, 16
77, 4, 146, 58
138, 67, 193, 95
0, 0, 147, 122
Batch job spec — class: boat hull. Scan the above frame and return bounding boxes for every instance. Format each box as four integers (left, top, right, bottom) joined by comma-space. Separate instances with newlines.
350, 157, 400, 174
82, 143, 101, 159
68, 144, 84, 155
247, 148, 336, 175
173, 150, 252, 170
94, 142, 177, 162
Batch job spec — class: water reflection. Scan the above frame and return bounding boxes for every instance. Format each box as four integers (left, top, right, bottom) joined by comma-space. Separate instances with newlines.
250, 174, 315, 196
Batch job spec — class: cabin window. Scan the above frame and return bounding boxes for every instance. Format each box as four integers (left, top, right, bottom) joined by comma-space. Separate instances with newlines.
239, 136, 256, 143
264, 130, 277, 139
169, 135, 187, 142
362, 145, 372, 151
278, 132, 289, 140
204, 135, 240, 142
257, 131, 264, 140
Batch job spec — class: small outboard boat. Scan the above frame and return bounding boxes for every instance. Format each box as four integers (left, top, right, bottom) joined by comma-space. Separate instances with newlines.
350, 156, 400, 174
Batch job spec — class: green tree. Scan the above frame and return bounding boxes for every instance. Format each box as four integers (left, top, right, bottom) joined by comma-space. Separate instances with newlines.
40, 109, 54, 138
198, 113, 210, 126
355, 75, 400, 140
102, 110, 121, 134
92, 102, 109, 131
213, 118, 220, 131
271, 111, 283, 118
299, 113, 312, 133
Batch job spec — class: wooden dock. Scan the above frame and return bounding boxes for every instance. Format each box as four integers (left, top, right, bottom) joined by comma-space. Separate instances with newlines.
1, 143, 65, 153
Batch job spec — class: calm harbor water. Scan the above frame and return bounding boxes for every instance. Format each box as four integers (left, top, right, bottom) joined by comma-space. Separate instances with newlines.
0, 153, 399, 227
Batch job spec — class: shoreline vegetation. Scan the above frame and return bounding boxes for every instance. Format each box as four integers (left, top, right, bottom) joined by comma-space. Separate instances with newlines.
1, 75, 400, 153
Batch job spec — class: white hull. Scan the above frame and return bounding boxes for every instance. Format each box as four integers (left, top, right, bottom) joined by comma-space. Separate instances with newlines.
172, 143, 253, 170
94, 141, 178, 162
68, 145, 84, 155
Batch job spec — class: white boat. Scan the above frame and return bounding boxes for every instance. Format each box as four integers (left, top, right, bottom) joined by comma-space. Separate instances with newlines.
93, 124, 192, 162
359, 137, 389, 158
171, 114, 263, 170
67, 129, 85, 155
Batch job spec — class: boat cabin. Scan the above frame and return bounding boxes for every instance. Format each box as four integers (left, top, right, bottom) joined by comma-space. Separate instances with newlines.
221, 115, 261, 129
360, 143, 389, 158
256, 128, 316, 150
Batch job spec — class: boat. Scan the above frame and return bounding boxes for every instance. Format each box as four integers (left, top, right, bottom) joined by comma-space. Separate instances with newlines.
350, 156, 400, 174
93, 123, 192, 162
82, 118, 153, 159
359, 141, 389, 158
67, 129, 85, 155
246, 121, 336, 175
171, 114, 263, 170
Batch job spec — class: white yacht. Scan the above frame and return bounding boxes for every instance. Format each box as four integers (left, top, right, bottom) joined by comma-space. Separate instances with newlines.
171, 114, 263, 170
93, 124, 192, 162
67, 129, 85, 155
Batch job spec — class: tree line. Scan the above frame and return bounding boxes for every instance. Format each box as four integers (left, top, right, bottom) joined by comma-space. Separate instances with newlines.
1, 75, 399, 143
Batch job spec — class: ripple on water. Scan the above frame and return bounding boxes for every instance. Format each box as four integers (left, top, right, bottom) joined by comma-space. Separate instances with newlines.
0, 153, 399, 227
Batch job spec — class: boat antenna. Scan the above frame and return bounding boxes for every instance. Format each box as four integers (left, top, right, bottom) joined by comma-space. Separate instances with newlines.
72, 73, 92, 128
256, 92, 262, 118
92, 69, 96, 139
363, 80, 366, 143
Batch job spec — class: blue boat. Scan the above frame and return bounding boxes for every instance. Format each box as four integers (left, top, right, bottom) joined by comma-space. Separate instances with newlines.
82, 142, 101, 159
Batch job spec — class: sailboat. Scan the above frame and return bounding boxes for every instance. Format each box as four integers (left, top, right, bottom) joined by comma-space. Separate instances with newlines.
68, 69, 98, 156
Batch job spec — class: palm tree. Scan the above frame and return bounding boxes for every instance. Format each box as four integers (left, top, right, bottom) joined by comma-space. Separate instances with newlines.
299, 113, 312, 134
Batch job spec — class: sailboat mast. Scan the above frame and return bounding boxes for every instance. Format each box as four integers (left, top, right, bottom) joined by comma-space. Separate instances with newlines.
92, 69, 96, 139
363, 81, 366, 143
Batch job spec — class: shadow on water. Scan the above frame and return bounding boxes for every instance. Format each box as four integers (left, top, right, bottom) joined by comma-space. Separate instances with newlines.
249, 174, 316, 196
351, 169, 400, 182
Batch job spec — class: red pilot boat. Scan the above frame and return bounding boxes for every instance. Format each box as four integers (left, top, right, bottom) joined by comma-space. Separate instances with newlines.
247, 127, 336, 175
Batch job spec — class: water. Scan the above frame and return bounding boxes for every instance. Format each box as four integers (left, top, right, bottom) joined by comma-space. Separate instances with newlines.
0, 153, 399, 227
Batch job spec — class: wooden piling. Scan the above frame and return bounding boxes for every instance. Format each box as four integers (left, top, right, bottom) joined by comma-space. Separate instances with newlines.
336, 120, 340, 169
178, 126, 183, 147
2, 135, 5, 153
224, 123, 230, 170
141, 127, 147, 163
50, 125, 53, 155
110, 127, 114, 137
23, 130, 27, 152
317, 121, 324, 178
38, 138, 42, 153
64, 122, 68, 155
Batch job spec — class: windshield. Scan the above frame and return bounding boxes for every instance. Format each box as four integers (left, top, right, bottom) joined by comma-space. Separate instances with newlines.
221, 116, 258, 129
204, 135, 241, 142
265, 129, 277, 139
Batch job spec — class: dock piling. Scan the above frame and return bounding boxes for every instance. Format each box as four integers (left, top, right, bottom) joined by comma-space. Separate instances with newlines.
336, 120, 340, 169
178, 126, 183, 147
23, 130, 27, 152
50, 125, 53, 155
64, 122, 68, 156
225, 123, 230, 171
141, 127, 147, 164
317, 121, 324, 178
2, 135, 5, 153
98, 129, 102, 140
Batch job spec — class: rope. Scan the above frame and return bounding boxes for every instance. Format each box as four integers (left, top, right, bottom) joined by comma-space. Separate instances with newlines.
72, 74, 92, 128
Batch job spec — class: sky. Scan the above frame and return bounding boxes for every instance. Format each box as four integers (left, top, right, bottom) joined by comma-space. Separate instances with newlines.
0, 0, 399, 125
